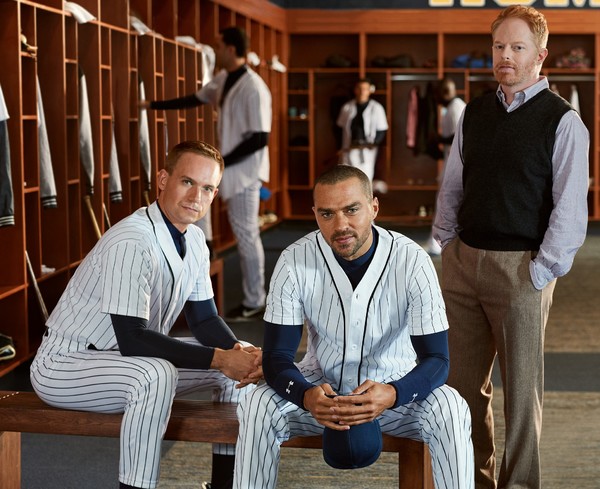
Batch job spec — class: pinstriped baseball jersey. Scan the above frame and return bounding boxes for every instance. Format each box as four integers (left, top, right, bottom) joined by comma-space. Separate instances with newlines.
264, 225, 448, 395
197, 68, 271, 201
44, 201, 213, 353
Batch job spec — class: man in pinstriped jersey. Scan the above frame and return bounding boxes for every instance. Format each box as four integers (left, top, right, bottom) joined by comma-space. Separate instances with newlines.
30, 141, 262, 489
233, 165, 474, 488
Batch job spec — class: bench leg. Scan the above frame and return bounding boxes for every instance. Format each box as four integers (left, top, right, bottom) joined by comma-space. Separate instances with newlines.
0, 431, 21, 489
397, 441, 434, 489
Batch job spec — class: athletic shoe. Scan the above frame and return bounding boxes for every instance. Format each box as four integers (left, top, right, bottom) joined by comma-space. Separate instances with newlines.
0, 333, 16, 361
372, 179, 388, 194
225, 304, 265, 322
424, 235, 442, 256
200, 483, 211, 489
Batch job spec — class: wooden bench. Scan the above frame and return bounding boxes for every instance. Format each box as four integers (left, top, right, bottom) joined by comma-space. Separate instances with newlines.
0, 390, 434, 489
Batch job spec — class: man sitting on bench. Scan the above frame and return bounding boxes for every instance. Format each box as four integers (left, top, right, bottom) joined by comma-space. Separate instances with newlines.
30, 141, 262, 489
233, 165, 474, 489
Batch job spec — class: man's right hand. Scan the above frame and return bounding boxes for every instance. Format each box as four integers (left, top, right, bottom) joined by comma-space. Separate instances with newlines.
303, 384, 351, 431
138, 100, 151, 109
210, 343, 260, 381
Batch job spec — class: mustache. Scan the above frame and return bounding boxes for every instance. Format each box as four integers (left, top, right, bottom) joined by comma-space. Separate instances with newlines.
494, 62, 516, 70
331, 230, 357, 240
182, 203, 201, 212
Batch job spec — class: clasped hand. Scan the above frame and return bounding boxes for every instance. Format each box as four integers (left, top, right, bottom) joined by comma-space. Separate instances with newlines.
212, 343, 263, 387
303, 379, 396, 431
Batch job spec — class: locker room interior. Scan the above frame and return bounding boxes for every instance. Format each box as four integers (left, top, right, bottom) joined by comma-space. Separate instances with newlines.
0, 1, 599, 488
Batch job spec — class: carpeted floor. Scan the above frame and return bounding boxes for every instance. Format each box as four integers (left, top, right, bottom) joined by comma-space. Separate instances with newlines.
3, 221, 599, 488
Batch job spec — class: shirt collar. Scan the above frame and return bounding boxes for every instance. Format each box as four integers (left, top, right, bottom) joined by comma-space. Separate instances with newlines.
157, 202, 186, 242
496, 76, 549, 111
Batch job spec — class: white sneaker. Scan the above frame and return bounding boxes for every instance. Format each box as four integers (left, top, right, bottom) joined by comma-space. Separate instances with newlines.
424, 236, 442, 256
372, 179, 388, 194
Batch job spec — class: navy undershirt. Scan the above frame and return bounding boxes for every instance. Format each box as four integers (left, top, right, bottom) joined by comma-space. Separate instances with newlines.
219, 64, 248, 106
158, 203, 186, 257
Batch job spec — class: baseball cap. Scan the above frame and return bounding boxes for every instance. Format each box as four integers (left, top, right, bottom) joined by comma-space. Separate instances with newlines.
322, 419, 383, 469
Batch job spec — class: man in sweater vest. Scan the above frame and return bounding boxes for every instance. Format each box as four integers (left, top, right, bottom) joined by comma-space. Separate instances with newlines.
433, 6, 589, 489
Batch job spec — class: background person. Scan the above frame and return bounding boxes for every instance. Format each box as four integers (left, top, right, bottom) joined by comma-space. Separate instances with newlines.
141, 26, 272, 322
336, 78, 388, 192
433, 6, 589, 488
424, 77, 466, 256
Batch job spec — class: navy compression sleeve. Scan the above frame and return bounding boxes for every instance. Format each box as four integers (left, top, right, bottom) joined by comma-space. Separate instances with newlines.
184, 299, 238, 350
150, 93, 203, 111
223, 132, 270, 167
111, 313, 216, 369
388, 330, 449, 408
373, 129, 387, 145
263, 321, 314, 409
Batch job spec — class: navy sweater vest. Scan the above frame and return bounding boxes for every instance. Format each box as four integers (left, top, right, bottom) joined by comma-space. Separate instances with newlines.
458, 89, 572, 251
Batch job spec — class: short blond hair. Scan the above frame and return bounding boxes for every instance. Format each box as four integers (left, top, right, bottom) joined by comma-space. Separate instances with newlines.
491, 5, 549, 51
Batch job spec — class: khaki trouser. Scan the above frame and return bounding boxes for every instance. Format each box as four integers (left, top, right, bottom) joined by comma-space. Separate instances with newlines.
441, 238, 555, 489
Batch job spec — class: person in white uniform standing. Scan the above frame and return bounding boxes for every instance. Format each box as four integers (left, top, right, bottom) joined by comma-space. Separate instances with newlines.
424, 77, 466, 256
233, 165, 474, 489
30, 141, 262, 489
336, 78, 388, 189
141, 27, 272, 322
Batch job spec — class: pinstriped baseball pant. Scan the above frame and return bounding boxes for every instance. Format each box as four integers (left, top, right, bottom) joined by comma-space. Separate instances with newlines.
30, 336, 254, 489
233, 383, 474, 489
225, 181, 266, 308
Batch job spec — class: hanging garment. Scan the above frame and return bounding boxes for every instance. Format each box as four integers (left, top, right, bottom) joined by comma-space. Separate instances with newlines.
0, 83, 14, 227
108, 108, 122, 203
570, 84, 580, 114
138, 77, 152, 196
406, 86, 419, 149
414, 82, 442, 160
79, 66, 95, 195
37, 76, 58, 208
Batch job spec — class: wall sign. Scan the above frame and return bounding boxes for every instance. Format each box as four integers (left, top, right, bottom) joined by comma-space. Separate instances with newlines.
271, 0, 600, 8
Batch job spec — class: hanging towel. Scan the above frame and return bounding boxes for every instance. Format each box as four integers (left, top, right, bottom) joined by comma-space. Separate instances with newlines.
79, 66, 95, 195
130, 16, 151, 36
63, 1, 96, 24
37, 76, 58, 208
200, 44, 216, 85
0, 84, 14, 227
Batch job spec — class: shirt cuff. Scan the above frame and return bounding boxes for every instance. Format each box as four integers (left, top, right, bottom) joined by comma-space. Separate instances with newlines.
529, 259, 554, 290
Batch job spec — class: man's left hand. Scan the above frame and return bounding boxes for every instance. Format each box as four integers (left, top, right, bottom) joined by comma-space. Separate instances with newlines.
329, 379, 396, 426
235, 343, 263, 388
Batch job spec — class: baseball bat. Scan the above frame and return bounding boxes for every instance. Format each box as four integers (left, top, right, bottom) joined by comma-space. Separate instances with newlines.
25, 250, 49, 322
143, 190, 151, 206
102, 202, 111, 228
84, 194, 102, 240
